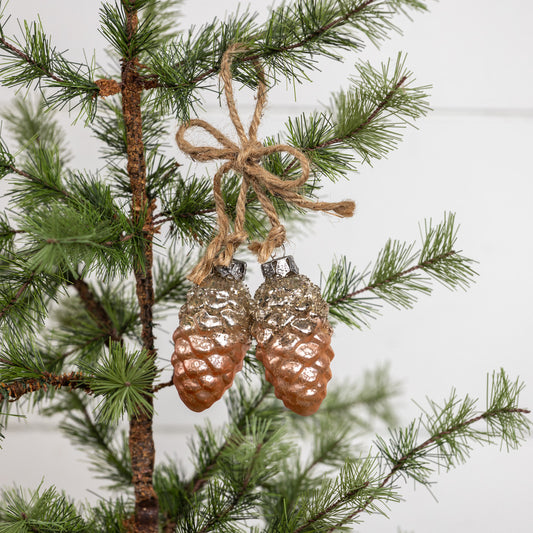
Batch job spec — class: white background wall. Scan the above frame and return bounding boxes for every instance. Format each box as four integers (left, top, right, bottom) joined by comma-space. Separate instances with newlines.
1, 1, 532, 531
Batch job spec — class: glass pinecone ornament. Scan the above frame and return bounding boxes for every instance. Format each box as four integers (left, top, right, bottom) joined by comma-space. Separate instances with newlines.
252, 256, 335, 416
171, 260, 252, 412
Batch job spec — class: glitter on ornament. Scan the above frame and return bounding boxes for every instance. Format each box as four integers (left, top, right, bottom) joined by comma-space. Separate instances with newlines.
171, 259, 252, 412
252, 256, 335, 416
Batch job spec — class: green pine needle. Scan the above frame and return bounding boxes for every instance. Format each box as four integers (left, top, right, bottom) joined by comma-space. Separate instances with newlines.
0, 483, 87, 532
323, 213, 478, 328
1, 96, 72, 166
153, 252, 193, 309
47, 391, 133, 490
0, 256, 63, 334
0, 14, 98, 118
87, 498, 132, 532
86, 342, 156, 424
330, 53, 430, 166
52, 281, 139, 361
375, 369, 531, 490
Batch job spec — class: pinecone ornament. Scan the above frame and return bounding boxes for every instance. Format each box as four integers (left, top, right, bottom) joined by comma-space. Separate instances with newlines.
252, 256, 335, 416
171, 260, 252, 412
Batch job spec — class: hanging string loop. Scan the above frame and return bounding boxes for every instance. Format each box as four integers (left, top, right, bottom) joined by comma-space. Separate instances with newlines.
175, 43, 355, 285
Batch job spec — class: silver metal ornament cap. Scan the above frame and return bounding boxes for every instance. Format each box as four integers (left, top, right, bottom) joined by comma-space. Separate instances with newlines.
261, 255, 299, 279
215, 258, 247, 281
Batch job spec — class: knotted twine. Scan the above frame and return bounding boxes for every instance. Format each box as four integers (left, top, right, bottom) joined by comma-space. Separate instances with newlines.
176, 44, 355, 285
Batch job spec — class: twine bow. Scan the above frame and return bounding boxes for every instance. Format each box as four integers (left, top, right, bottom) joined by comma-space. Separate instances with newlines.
176, 44, 355, 285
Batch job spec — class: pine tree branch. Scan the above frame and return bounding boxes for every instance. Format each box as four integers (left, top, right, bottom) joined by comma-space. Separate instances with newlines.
327, 406, 532, 531
0, 19, 98, 116
196, 443, 262, 533
315, 76, 407, 150
188, 383, 273, 495
154, 208, 216, 225
112, 0, 409, 101
243, 0, 376, 64
0, 35, 65, 84
293, 481, 371, 533
0, 274, 35, 321
120, 4, 159, 530
6, 163, 71, 200
70, 278, 121, 344
32, 233, 135, 249
329, 250, 456, 306
62, 390, 132, 488
6, 163, 32, 179
152, 378, 173, 393
164, 0, 376, 92
0, 371, 92, 403
0, 484, 88, 531
323, 215, 477, 328
300, 433, 347, 483
282, 73, 408, 177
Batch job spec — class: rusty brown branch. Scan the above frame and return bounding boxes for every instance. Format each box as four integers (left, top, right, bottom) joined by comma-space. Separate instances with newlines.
121, 5, 159, 532
71, 278, 121, 345
0, 371, 92, 403
95, 77, 158, 98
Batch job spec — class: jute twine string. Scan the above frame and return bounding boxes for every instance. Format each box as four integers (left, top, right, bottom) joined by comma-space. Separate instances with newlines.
176, 43, 355, 285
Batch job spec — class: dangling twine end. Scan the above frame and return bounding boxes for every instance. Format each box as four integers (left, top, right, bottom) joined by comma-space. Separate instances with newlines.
333, 200, 356, 218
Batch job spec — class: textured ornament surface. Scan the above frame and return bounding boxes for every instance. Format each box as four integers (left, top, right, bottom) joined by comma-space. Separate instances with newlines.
171, 272, 252, 412
252, 272, 334, 416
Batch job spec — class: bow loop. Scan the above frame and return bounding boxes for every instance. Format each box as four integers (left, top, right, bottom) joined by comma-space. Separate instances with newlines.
176, 119, 239, 164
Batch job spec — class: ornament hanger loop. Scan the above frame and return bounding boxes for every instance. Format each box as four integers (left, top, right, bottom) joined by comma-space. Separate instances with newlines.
175, 43, 355, 285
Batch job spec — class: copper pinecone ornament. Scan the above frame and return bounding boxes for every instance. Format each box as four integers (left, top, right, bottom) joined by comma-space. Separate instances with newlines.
171, 260, 252, 412
252, 256, 335, 416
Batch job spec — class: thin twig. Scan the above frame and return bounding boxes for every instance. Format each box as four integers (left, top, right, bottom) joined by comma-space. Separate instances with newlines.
7, 163, 71, 199
196, 442, 262, 533
188, 383, 272, 494
7, 164, 33, 179
283, 74, 408, 177
328, 251, 457, 307
102, 233, 135, 247
152, 377, 173, 393
153, 208, 215, 225
0, 274, 35, 320
0, 36, 66, 84
73, 392, 132, 482
324, 407, 532, 532
243, 0, 376, 62
70, 277, 121, 344
293, 482, 371, 533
